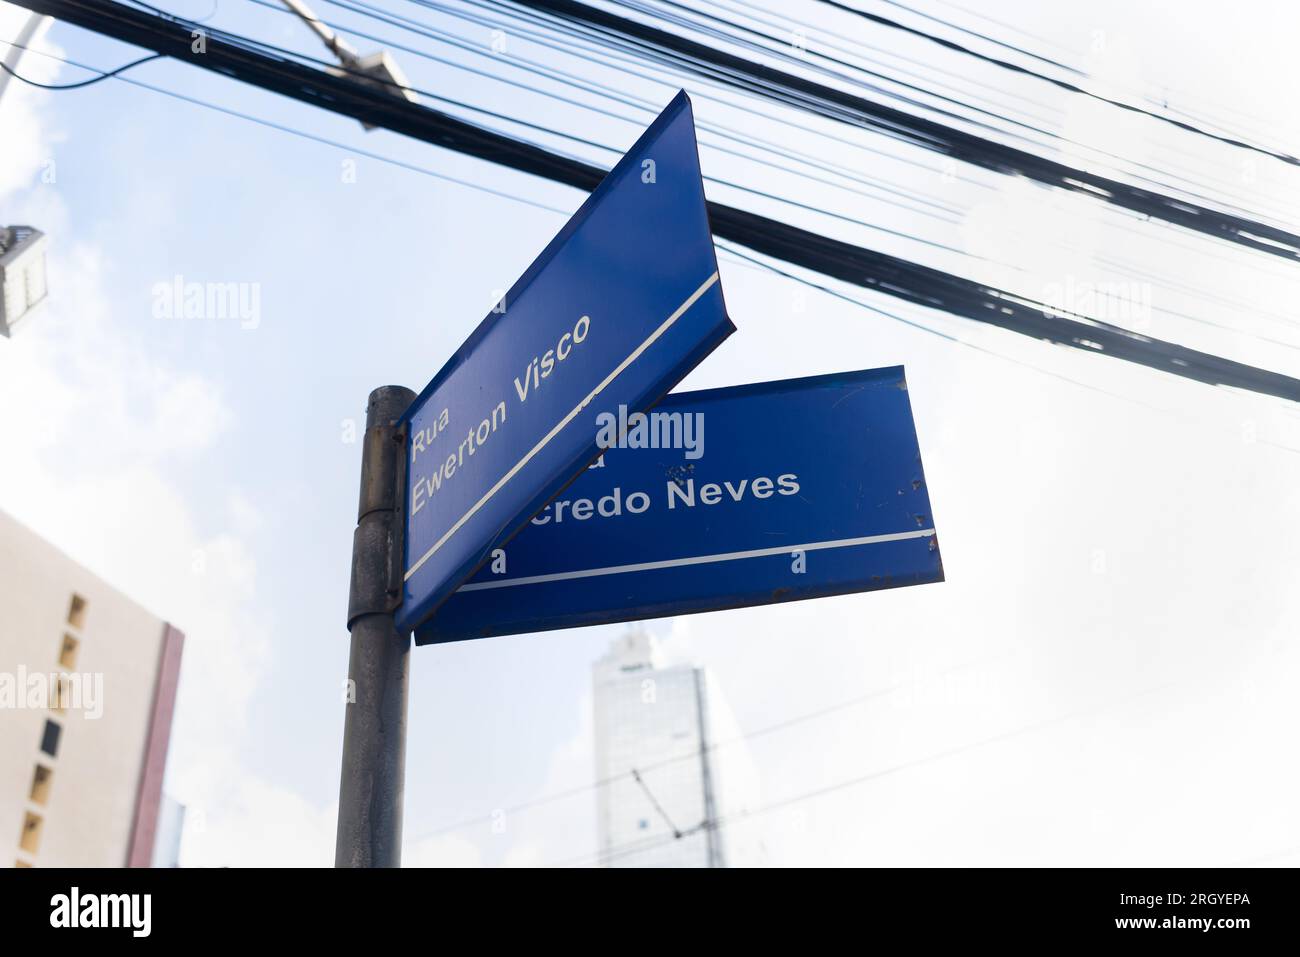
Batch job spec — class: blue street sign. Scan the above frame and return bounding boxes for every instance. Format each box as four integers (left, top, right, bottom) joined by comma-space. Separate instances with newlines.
395, 91, 734, 633
417, 367, 943, 644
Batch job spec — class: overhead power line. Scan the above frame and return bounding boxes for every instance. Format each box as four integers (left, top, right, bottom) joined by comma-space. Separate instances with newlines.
11, 0, 1300, 402
24, 15, 1281, 368
500, 0, 1300, 262
809, 0, 1299, 167
630, 769, 682, 839
0, 48, 159, 86
0, 36, 575, 215
391, 0, 1300, 315
246, 0, 969, 228
608, 0, 1298, 210
872, 0, 1086, 75
906, 0, 1291, 145
564, 679, 1175, 867
17, 32, 1297, 460
658, 0, 1300, 221
464, 0, 1300, 227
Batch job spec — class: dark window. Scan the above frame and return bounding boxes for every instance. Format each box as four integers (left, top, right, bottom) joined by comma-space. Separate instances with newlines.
39, 720, 61, 758
19, 812, 42, 854
67, 594, 87, 630
58, 634, 78, 669
29, 765, 52, 805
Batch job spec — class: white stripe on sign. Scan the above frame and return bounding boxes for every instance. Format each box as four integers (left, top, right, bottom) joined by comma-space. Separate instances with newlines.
405, 271, 721, 583
455, 529, 937, 592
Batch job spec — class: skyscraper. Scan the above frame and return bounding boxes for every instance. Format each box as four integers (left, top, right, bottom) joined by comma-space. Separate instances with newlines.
592, 630, 724, 868
149, 794, 186, 868
0, 509, 184, 867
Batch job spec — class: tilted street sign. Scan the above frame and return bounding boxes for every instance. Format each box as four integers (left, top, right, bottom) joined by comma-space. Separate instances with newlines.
418, 366, 943, 643
394, 91, 734, 633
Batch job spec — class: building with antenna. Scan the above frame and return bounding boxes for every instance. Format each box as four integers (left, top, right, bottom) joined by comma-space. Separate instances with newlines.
591, 630, 725, 868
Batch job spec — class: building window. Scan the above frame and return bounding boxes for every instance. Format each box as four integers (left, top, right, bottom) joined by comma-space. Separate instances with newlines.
66, 594, 87, 630
18, 813, 42, 855
29, 765, 52, 806
51, 676, 68, 715
58, 634, 79, 670
39, 720, 61, 758
14, 859, 32, 868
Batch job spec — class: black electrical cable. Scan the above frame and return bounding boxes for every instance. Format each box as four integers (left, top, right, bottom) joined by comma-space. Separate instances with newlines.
497, 0, 1300, 262
811, 0, 1299, 167
346, 0, 978, 222
901, 0, 1286, 143
0, 36, 574, 215
433, 0, 993, 185
9, 0, 1300, 401
319, 0, 1300, 345
242, 0, 967, 225
0, 49, 160, 87
560, 680, 1176, 867
686, 0, 1300, 222
322, 0, 1300, 283
474, 0, 1300, 229
876, 0, 1087, 75
443, 0, 1300, 275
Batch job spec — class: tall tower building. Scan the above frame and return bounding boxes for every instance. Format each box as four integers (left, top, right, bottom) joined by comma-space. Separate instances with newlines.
0, 509, 184, 867
592, 630, 724, 868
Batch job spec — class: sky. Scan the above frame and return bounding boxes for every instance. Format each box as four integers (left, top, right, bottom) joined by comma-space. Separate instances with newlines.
1, 0, 1299, 867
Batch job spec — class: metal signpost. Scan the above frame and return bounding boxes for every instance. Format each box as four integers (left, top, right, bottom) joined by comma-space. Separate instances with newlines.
337, 91, 734, 865
418, 367, 943, 643
338, 385, 415, 868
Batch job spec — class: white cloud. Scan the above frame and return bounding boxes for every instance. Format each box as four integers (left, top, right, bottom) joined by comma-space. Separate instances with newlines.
404, 834, 483, 868
0, 6, 62, 199
0, 31, 305, 866
175, 755, 337, 868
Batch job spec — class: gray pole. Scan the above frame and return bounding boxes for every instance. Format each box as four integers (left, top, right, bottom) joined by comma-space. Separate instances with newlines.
336, 384, 415, 867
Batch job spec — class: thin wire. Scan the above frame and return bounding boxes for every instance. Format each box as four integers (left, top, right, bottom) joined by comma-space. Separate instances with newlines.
113, 0, 1300, 244
561, 680, 1177, 866
811, 0, 1300, 166
132, 0, 975, 252
0, 51, 161, 88
916, 0, 1299, 145
411, 654, 1030, 842
303, 0, 1300, 334
382, 0, 981, 219
875, 0, 1088, 75
492, 0, 1300, 226
0, 36, 574, 215
449, 0, 993, 184
630, 769, 681, 838
708, 0, 1300, 221
25, 29, 1286, 414
715, 240, 1177, 413
604, 0, 1074, 146
243, 0, 966, 224
12, 16, 1300, 403
470, 0, 1300, 243
449, 0, 1300, 313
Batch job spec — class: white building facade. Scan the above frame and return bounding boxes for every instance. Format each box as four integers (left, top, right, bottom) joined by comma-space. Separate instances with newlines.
0, 509, 184, 867
592, 631, 725, 868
